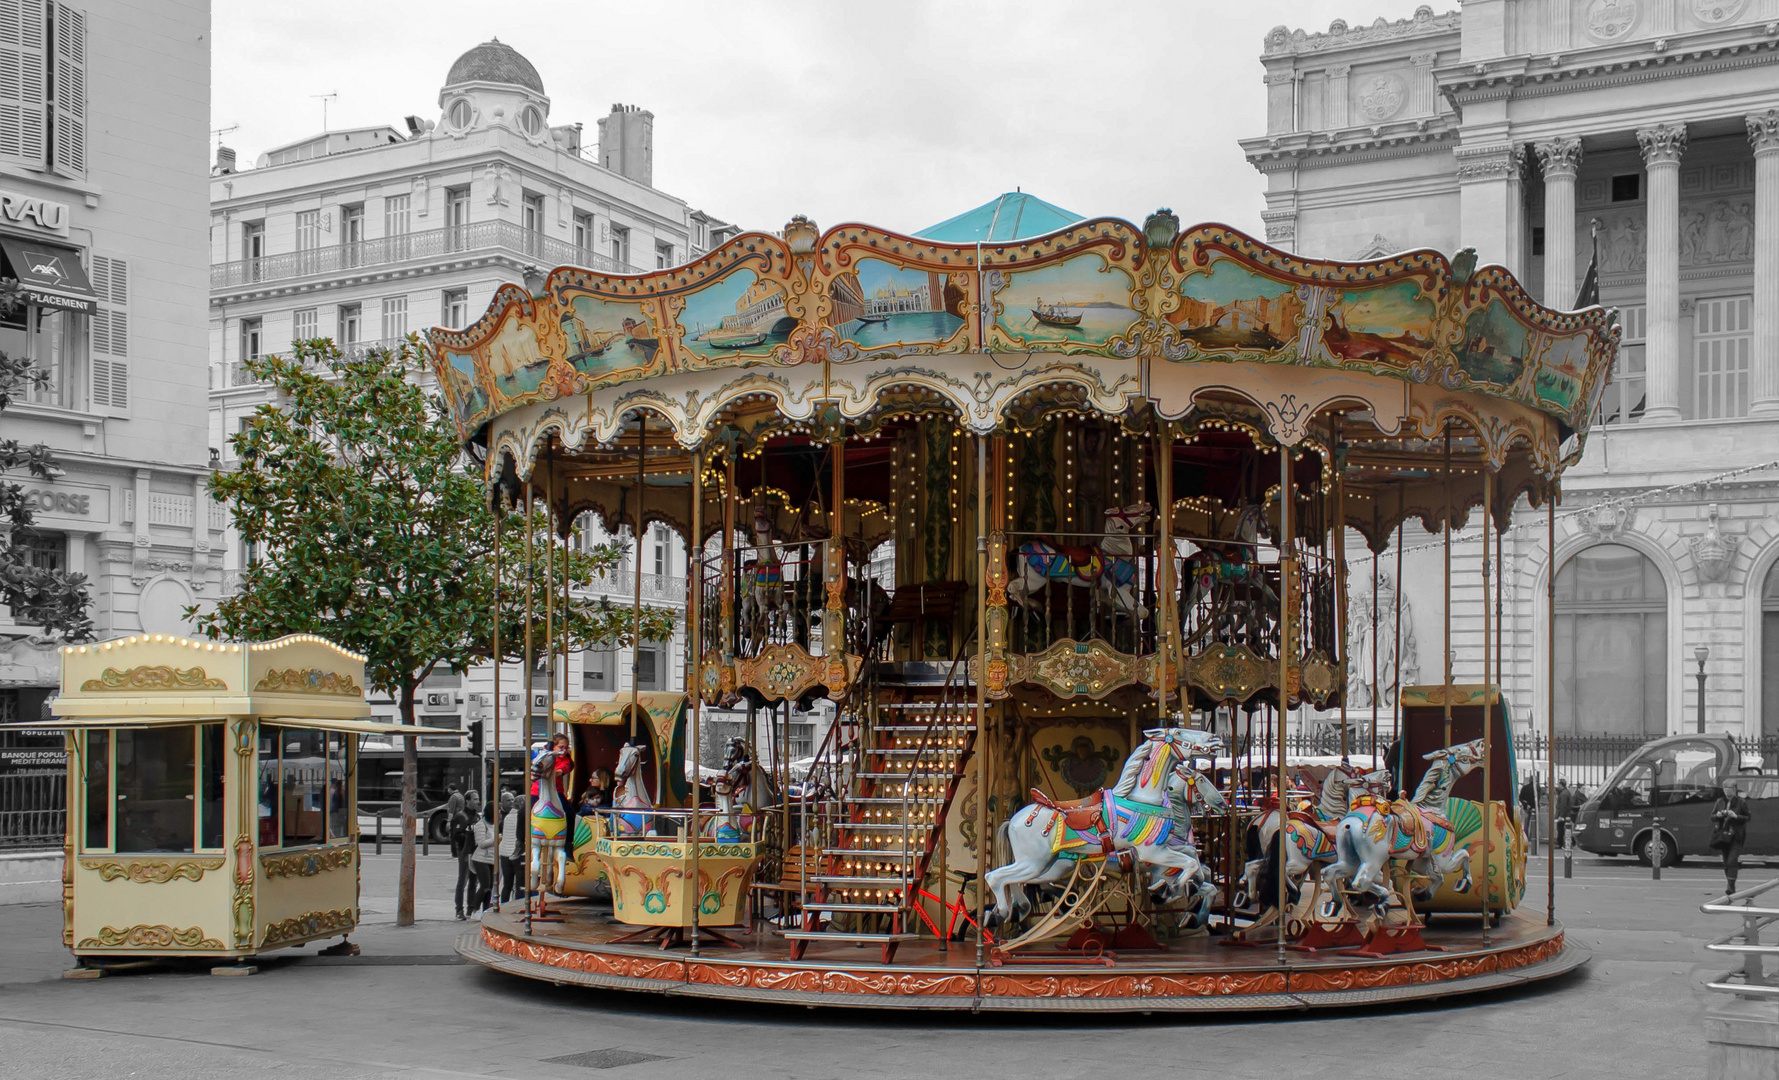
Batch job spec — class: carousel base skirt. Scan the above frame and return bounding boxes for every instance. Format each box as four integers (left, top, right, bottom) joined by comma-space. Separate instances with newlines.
458, 905, 1585, 1013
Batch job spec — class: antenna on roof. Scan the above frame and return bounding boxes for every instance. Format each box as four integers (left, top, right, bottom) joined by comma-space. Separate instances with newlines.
312, 91, 338, 133
211, 123, 238, 149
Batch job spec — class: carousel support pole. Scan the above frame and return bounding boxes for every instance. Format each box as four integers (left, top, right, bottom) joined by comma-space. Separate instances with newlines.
780, 699, 790, 865
722, 453, 737, 676
1276, 442, 1294, 958
631, 418, 647, 794
689, 449, 704, 956
524, 480, 535, 928
1481, 467, 1494, 940
561, 498, 571, 732
1371, 512, 1381, 764
975, 433, 990, 969
493, 498, 504, 913
1333, 418, 1348, 763
1547, 484, 1558, 926
1442, 426, 1453, 750
1394, 484, 1405, 789
545, 447, 556, 746
1157, 424, 1175, 728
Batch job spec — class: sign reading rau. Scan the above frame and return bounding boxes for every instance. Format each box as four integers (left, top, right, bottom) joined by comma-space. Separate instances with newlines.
0, 190, 70, 236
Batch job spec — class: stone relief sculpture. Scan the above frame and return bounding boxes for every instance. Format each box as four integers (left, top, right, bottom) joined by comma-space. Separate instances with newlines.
1345, 571, 1418, 710
1586, 198, 1754, 274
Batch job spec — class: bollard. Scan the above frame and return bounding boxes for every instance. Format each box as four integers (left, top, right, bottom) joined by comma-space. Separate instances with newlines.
423, 814, 431, 858
375, 813, 383, 856
1650, 817, 1665, 881
1563, 823, 1573, 879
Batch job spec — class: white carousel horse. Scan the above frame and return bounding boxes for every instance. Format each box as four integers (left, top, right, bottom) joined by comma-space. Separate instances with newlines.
1007, 502, 1153, 619
737, 510, 785, 648
710, 737, 760, 841
1245, 765, 1392, 897
1324, 739, 1487, 909
983, 727, 1225, 928
610, 740, 654, 837
529, 744, 569, 913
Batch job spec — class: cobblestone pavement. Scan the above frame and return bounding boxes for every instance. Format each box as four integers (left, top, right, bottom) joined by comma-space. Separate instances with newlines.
0, 850, 1751, 1079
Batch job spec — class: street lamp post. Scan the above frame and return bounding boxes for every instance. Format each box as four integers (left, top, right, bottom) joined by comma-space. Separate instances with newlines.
1695, 644, 1710, 734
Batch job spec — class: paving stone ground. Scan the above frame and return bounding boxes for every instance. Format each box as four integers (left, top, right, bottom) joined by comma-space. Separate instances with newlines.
0, 849, 1756, 1079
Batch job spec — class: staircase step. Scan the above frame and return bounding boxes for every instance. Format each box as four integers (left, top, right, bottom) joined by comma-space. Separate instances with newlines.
778, 930, 921, 944
800, 901, 902, 914
834, 821, 933, 832
823, 848, 915, 859
810, 875, 909, 887
856, 771, 955, 780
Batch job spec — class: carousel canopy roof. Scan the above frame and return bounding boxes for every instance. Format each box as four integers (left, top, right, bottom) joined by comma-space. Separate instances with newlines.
915, 191, 1084, 243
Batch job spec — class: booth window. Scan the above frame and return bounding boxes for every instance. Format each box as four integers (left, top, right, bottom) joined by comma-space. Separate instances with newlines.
82, 729, 108, 850
114, 726, 196, 853
200, 723, 224, 850
260, 724, 353, 848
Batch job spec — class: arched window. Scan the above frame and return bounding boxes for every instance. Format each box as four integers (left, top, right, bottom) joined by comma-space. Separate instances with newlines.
447, 98, 473, 131
519, 105, 544, 137
1554, 543, 1666, 736
1762, 562, 1779, 736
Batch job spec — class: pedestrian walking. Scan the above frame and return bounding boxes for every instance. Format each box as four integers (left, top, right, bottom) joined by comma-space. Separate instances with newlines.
468, 803, 497, 913
499, 792, 525, 903
1712, 776, 1752, 895
447, 792, 474, 920
1519, 776, 1539, 854
1554, 779, 1575, 848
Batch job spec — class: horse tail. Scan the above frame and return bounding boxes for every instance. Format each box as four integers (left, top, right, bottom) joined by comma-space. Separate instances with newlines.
993, 817, 1014, 871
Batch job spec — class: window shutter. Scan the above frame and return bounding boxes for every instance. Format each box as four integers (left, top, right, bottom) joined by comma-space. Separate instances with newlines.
0, 0, 47, 169
48, 1, 80, 178
89, 255, 127, 416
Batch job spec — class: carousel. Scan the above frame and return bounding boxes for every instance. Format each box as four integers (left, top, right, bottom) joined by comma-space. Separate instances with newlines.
439, 209, 1604, 1011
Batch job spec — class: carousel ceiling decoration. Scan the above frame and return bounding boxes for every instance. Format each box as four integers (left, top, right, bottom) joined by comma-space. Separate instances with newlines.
429, 210, 1618, 475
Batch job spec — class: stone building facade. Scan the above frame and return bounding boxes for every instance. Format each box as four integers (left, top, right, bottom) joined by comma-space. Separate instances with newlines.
1245, 1, 1779, 739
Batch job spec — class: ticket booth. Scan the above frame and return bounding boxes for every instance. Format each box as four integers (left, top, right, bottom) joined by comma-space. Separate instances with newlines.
29, 633, 443, 971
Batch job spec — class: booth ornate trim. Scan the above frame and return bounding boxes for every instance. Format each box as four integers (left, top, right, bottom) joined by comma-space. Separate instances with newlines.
261, 844, 357, 879
78, 924, 225, 950
80, 665, 227, 692
261, 907, 357, 948
78, 857, 226, 884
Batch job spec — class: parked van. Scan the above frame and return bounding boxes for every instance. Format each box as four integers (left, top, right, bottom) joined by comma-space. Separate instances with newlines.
1573, 733, 1779, 864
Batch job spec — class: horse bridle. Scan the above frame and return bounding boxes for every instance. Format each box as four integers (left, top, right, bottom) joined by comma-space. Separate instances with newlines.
613, 746, 644, 788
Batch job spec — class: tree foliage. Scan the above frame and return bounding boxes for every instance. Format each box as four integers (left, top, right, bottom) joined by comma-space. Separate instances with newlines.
0, 279, 93, 640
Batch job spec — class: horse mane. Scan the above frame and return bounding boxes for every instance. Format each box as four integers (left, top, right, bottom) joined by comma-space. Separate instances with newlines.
1318, 766, 1353, 817
1113, 740, 1153, 797
1412, 759, 1453, 808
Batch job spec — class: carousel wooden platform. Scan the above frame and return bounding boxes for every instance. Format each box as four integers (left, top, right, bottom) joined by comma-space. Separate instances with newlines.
458, 902, 1585, 1014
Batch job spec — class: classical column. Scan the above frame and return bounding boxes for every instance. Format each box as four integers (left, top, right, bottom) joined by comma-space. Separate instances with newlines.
1327, 64, 1351, 129
1748, 109, 1779, 417
1536, 137, 1583, 308
1639, 122, 1688, 423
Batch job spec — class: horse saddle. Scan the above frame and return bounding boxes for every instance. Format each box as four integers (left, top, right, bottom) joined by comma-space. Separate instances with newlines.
1030, 787, 1105, 834
1057, 544, 1096, 570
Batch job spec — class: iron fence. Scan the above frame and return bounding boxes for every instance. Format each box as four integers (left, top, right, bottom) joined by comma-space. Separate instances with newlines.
0, 770, 65, 850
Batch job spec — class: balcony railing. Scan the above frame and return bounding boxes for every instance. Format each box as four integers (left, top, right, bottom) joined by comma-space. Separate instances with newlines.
581, 567, 686, 603
226, 337, 414, 387
212, 220, 641, 290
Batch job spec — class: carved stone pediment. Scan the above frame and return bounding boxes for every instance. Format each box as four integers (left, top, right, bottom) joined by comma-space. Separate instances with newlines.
1577, 501, 1632, 541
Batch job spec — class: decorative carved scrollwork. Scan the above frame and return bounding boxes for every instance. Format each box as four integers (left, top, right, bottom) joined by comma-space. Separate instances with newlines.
80, 665, 227, 692
260, 908, 357, 948
78, 924, 225, 950
254, 667, 364, 697
260, 844, 356, 879
79, 857, 225, 884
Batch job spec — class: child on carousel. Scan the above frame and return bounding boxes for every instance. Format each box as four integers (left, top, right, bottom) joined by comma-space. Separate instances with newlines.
533, 732, 575, 858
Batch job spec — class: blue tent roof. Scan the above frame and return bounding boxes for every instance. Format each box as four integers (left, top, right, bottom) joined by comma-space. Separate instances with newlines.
914, 191, 1085, 244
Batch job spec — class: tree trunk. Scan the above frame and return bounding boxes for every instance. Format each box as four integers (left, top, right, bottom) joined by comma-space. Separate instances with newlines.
397, 678, 418, 927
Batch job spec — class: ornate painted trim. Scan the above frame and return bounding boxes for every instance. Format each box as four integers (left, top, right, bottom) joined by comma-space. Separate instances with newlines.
79, 665, 227, 692
260, 844, 356, 878
79, 856, 226, 884
261, 907, 357, 948
78, 924, 225, 950
1184, 643, 1273, 703
253, 667, 364, 697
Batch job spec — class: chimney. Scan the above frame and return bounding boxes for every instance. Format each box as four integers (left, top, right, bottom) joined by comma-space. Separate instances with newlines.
595, 104, 654, 187
214, 145, 237, 175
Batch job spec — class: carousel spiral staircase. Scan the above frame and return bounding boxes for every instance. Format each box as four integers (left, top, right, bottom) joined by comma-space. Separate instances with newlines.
781, 679, 978, 964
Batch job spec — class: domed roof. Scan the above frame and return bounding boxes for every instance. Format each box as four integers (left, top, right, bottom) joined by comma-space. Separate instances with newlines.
445, 39, 544, 95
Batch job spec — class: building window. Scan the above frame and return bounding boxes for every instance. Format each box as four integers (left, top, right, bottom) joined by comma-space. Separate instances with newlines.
380, 296, 408, 342
4, 302, 82, 409
442, 289, 468, 330
518, 105, 543, 137
1530, 227, 1545, 258
6, 531, 63, 619
88, 254, 127, 415
242, 221, 265, 282
609, 224, 629, 268
384, 193, 411, 261
1554, 543, 1666, 736
1763, 563, 1779, 737
295, 209, 321, 274
340, 204, 364, 268
240, 317, 262, 362
445, 185, 470, 250
573, 211, 593, 260
1611, 174, 1641, 203
1694, 295, 1751, 420
522, 192, 545, 258
446, 97, 472, 131
338, 303, 361, 347
655, 241, 673, 269
292, 307, 318, 344
635, 640, 667, 691
0, 2, 85, 176
1597, 304, 1645, 425
582, 648, 615, 692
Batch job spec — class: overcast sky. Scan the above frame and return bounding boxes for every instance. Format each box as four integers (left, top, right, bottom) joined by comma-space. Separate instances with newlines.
215, 0, 1435, 236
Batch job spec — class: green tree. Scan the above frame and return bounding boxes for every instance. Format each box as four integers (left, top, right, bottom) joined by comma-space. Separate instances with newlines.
0, 279, 93, 641
196, 338, 674, 925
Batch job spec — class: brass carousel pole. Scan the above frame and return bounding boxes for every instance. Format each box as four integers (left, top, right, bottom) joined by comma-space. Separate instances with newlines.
1333, 418, 1348, 762
630, 417, 646, 766
544, 447, 555, 746
1442, 426, 1453, 750
523, 480, 535, 927
1547, 483, 1558, 926
1157, 424, 1174, 730
492, 497, 504, 912
1481, 466, 1494, 941
1276, 442, 1293, 957
689, 448, 704, 956
975, 432, 990, 969
1393, 483, 1405, 783
1371, 501, 1381, 765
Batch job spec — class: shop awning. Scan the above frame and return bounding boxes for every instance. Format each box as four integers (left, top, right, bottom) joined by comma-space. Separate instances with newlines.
0, 235, 97, 314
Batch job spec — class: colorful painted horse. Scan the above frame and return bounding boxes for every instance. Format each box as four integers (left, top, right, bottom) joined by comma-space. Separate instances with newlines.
711, 737, 760, 841
1241, 766, 1392, 929
1007, 502, 1153, 618
984, 727, 1225, 928
528, 743, 569, 913
609, 740, 653, 837
737, 509, 785, 650
1325, 739, 1487, 909
1181, 502, 1279, 650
